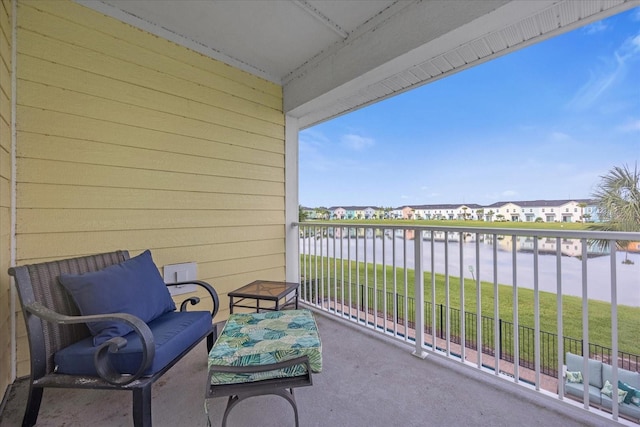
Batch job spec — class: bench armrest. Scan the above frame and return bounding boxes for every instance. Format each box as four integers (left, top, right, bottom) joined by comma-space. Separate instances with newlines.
25, 302, 154, 386
167, 280, 220, 318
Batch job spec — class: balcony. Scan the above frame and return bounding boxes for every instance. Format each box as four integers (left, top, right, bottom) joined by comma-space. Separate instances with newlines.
0, 309, 621, 427
1, 223, 637, 426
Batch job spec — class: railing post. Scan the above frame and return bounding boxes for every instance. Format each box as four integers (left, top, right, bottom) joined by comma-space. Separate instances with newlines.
499, 319, 503, 360
413, 230, 427, 358
439, 304, 444, 339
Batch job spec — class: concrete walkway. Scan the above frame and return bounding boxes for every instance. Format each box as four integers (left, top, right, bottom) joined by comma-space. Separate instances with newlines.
0, 309, 621, 427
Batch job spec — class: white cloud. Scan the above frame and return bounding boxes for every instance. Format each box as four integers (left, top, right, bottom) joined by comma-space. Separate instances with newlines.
567, 32, 640, 110
299, 129, 337, 172
583, 21, 607, 35
617, 119, 640, 132
550, 131, 571, 141
341, 134, 374, 151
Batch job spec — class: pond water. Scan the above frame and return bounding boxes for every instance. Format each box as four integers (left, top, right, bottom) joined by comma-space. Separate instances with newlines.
300, 235, 640, 307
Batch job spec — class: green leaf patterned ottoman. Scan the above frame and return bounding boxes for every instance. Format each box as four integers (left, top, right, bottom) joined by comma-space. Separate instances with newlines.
208, 309, 322, 385
206, 309, 322, 427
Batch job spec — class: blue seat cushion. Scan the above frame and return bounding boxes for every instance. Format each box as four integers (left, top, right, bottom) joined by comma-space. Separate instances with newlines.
54, 311, 211, 376
58, 250, 176, 346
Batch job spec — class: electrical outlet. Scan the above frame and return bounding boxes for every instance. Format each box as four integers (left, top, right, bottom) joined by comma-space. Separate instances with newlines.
164, 262, 197, 296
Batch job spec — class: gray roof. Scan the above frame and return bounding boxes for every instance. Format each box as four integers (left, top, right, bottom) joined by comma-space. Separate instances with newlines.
408, 203, 484, 210
329, 206, 380, 211
485, 199, 593, 208
320, 200, 594, 211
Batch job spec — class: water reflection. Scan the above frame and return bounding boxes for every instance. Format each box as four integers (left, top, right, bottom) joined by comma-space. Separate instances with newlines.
300, 229, 640, 307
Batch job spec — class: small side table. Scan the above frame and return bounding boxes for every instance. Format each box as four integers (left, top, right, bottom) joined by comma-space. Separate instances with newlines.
228, 280, 300, 314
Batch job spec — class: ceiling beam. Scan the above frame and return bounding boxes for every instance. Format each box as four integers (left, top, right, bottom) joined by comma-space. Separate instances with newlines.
292, 0, 349, 39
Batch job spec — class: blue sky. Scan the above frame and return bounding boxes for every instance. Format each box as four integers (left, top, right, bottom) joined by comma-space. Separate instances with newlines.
299, 7, 640, 209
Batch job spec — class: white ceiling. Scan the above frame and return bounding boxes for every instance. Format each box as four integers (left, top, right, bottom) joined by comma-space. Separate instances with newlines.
79, 0, 638, 128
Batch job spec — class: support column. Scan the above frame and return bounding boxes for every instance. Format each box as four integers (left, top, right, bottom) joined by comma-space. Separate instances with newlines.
285, 115, 300, 283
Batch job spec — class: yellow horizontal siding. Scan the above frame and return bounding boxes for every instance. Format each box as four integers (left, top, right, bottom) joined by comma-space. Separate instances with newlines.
0, 144, 9, 181
0, 86, 9, 127
18, 134, 284, 183
0, 58, 9, 98
19, 158, 284, 198
0, 114, 8, 152
0, 12, 9, 69
34, 0, 281, 99
0, 0, 10, 392
18, 80, 282, 154
18, 183, 282, 211
18, 107, 283, 163
151, 239, 284, 266
18, 33, 282, 126
19, 2, 282, 109
19, 54, 283, 140
17, 224, 284, 262
199, 254, 285, 284
17, 208, 284, 234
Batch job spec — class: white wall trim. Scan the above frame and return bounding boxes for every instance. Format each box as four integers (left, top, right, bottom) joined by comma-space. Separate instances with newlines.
10, 0, 17, 382
284, 115, 299, 283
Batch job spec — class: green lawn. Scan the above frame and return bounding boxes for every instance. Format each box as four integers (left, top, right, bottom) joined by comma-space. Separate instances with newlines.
302, 255, 639, 358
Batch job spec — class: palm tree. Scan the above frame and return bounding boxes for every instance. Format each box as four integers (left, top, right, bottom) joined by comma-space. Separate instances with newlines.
487, 210, 495, 222
588, 164, 640, 263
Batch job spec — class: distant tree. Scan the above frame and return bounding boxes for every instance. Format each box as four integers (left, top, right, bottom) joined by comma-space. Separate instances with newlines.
535, 217, 544, 223
577, 202, 587, 223
461, 207, 468, 220
588, 164, 640, 264
299, 205, 309, 222
476, 208, 484, 221
315, 206, 330, 220
496, 214, 505, 221
487, 210, 495, 221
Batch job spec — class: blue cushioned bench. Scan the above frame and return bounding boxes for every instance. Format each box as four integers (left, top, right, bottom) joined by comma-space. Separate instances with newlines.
206, 309, 322, 427
9, 250, 220, 427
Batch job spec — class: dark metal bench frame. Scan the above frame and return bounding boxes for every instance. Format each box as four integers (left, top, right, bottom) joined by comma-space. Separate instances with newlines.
9, 250, 220, 427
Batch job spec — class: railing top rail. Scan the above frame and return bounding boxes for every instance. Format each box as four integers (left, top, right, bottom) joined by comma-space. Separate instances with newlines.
294, 222, 640, 241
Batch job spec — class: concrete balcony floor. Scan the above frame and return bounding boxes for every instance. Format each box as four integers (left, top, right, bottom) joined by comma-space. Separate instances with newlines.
0, 308, 620, 427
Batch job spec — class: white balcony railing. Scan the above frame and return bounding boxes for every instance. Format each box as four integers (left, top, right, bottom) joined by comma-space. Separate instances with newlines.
296, 222, 640, 424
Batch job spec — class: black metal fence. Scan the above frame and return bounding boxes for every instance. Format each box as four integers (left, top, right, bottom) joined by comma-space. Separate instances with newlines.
302, 280, 640, 376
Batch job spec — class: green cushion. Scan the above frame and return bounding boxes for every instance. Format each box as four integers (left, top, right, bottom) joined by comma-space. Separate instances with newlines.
566, 371, 582, 383
208, 309, 322, 385
565, 352, 603, 388
619, 381, 640, 406
601, 380, 627, 404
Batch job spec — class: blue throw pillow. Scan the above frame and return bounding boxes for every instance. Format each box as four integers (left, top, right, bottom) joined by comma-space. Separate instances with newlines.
59, 250, 176, 346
